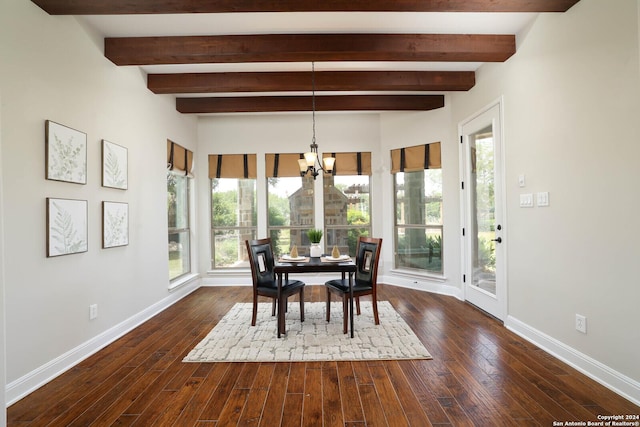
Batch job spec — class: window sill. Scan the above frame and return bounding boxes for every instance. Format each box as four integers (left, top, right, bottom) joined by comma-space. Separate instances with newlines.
168, 273, 199, 292
389, 268, 447, 283
207, 268, 251, 276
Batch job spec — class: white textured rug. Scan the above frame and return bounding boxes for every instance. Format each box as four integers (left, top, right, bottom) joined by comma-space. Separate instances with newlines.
183, 301, 431, 362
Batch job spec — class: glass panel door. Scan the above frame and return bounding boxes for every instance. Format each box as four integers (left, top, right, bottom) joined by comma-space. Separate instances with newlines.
461, 102, 506, 320
470, 126, 497, 295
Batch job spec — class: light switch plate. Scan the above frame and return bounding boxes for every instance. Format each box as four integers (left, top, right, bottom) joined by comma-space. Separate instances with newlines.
520, 193, 534, 208
518, 174, 526, 188
537, 192, 549, 207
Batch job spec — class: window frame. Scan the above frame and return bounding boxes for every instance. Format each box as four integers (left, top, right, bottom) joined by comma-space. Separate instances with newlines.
210, 177, 257, 269
323, 173, 372, 257
168, 170, 192, 281
392, 167, 444, 275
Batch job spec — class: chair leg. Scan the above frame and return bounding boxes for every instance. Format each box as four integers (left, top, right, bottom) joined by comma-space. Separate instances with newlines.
326, 288, 331, 322
299, 288, 305, 323
342, 295, 349, 334
355, 296, 361, 315
278, 295, 286, 338
271, 299, 276, 317
252, 299, 258, 326
372, 297, 380, 325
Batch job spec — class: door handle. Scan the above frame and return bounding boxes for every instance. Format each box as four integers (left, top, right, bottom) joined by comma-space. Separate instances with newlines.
492, 237, 502, 243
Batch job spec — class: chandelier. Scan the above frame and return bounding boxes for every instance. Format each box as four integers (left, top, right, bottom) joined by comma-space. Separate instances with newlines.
298, 62, 335, 179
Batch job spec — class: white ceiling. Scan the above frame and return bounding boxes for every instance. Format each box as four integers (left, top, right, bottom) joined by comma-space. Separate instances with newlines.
80, 12, 538, 76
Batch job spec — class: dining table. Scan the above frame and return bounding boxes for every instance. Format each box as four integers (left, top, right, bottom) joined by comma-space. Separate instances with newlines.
274, 255, 357, 338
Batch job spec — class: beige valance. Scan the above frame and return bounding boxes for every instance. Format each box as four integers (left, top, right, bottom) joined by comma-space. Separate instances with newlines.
322, 152, 372, 176
265, 153, 305, 178
167, 140, 194, 175
208, 154, 257, 179
390, 142, 441, 173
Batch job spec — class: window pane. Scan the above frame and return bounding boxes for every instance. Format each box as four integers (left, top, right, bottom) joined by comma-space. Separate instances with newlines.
169, 230, 190, 280
168, 174, 188, 229
168, 172, 191, 280
395, 226, 443, 273
268, 175, 314, 256
211, 178, 257, 269
395, 170, 442, 226
323, 174, 371, 256
212, 178, 256, 227
213, 228, 256, 268
394, 169, 443, 274
268, 176, 314, 227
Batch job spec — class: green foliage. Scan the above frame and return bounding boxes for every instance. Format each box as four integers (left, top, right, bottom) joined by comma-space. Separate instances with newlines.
307, 228, 323, 243
212, 190, 238, 227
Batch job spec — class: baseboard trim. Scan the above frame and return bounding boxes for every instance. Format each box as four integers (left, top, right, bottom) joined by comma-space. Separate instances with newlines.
5, 278, 201, 406
505, 315, 640, 407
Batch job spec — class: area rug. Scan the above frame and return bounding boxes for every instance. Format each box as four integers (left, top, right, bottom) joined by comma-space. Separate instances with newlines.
183, 301, 432, 362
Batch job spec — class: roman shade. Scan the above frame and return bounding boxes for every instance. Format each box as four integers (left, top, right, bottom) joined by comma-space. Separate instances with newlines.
208, 154, 257, 179
265, 153, 305, 178
322, 152, 372, 176
167, 140, 194, 175
390, 142, 441, 173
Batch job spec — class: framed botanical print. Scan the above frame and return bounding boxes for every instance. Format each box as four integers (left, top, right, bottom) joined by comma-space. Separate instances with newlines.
102, 201, 129, 248
102, 140, 128, 190
46, 198, 88, 257
45, 120, 87, 184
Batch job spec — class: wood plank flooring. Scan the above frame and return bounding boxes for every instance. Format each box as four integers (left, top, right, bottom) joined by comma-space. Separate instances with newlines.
7, 284, 640, 426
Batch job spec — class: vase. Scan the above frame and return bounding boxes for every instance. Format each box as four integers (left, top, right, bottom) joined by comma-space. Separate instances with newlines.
309, 243, 322, 258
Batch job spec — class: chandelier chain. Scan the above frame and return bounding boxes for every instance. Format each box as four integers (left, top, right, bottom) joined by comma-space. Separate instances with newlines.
311, 62, 316, 145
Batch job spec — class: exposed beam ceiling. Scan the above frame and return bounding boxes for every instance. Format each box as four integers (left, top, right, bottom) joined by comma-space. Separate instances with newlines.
31, 0, 582, 14
176, 95, 445, 114
105, 34, 516, 66
148, 71, 476, 94
31, 0, 582, 114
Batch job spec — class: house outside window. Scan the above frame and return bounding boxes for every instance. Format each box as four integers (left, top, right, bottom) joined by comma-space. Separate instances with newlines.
209, 154, 257, 269
167, 140, 193, 281
323, 152, 372, 256
266, 153, 314, 258
392, 143, 443, 274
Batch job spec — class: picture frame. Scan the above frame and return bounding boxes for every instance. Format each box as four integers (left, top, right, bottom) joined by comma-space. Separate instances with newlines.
102, 201, 129, 248
46, 198, 88, 257
102, 139, 128, 190
45, 120, 87, 184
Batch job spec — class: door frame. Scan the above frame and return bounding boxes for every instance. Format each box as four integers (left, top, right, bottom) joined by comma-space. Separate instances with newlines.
459, 98, 508, 321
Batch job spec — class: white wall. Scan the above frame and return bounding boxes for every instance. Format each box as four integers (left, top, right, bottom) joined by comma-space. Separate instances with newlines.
451, 0, 640, 401
0, 90, 7, 425
0, 0, 198, 403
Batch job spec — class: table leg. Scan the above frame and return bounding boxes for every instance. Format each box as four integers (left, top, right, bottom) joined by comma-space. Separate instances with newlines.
349, 271, 354, 338
277, 273, 283, 338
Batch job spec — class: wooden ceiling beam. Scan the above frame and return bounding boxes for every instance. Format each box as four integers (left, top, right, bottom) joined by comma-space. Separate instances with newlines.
176, 95, 445, 113
148, 71, 475, 94
31, 0, 582, 14
106, 34, 515, 66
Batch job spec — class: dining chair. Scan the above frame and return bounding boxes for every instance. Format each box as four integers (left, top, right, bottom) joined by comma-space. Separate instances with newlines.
246, 238, 305, 337
325, 236, 382, 334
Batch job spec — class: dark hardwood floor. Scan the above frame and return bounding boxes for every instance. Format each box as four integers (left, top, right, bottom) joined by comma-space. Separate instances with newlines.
7, 284, 639, 426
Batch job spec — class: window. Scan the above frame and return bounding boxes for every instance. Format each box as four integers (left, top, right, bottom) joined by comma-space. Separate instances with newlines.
323, 152, 372, 256
266, 153, 314, 258
167, 141, 193, 281
392, 143, 443, 274
168, 173, 191, 280
209, 154, 257, 269
211, 178, 257, 268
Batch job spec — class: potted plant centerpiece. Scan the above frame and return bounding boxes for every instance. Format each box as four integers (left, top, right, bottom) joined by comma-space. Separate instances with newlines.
307, 228, 323, 258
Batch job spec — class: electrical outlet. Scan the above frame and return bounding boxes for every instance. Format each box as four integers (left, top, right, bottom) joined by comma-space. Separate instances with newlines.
575, 314, 587, 334
89, 304, 98, 320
